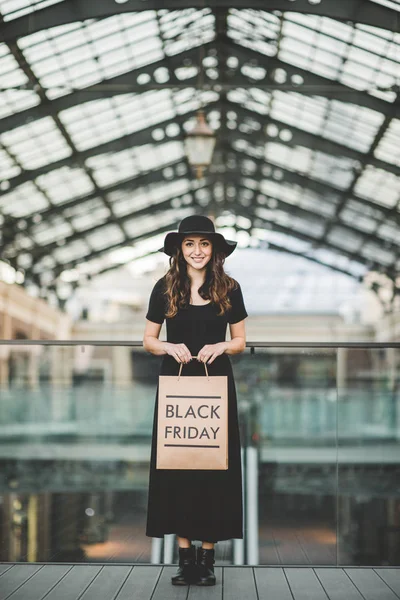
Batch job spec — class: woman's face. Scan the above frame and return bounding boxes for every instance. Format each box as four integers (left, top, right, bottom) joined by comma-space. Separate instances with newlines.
181, 234, 213, 270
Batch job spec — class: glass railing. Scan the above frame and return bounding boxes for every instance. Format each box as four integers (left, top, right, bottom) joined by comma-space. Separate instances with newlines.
0, 341, 399, 566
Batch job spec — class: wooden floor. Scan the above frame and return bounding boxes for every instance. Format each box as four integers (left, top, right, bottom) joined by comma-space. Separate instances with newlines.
0, 564, 400, 600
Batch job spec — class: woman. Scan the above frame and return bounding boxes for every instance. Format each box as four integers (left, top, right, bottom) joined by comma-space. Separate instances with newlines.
143, 215, 248, 586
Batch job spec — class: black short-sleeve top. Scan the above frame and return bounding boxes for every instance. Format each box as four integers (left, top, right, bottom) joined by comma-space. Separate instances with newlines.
145, 276, 248, 355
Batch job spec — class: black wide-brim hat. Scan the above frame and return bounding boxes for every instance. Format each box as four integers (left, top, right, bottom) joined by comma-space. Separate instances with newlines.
158, 215, 237, 257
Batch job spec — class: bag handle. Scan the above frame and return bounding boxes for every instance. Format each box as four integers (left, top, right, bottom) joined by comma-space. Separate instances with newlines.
178, 355, 209, 381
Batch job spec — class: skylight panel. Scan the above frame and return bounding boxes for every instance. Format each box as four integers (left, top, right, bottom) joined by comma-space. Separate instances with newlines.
347, 45, 382, 72
252, 226, 305, 252
230, 31, 279, 59
229, 11, 260, 38
368, 0, 400, 14
275, 13, 400, 99
118, 11, 158, 31
0, 46, 28, 87
384, 35, 400, 62
327, 227, 365, 252
36, 167, 94, 204
259, 179, 295, 203
163, 11, 214, 54
32, 254, 56, 273
374, 119, 400, 166
339, 208, 378, 234
228, 9, 280, 56
318, 16, 354, 43
135, 141, 184, 172
151, 178, 190, 202
377, 220, 399, 245
31, 217, 72, 245
87, 151, 140, 188
258, 180, 337, 218
59, 90, 176, 153
346, 198, 387, 221
248, 89, 271, 109
362, 243, 395, 265
110, 189, 149, 218
264, 142, 310, 174
123, 206, 192, 238
237, 88, 269, 116
341, 55, 398, 92
87, 14, 123, 39
355, 166, 400, 208
68, 228, 165, 276
165, 29, 214, 58
85, 142, 185, 192
98, 47, 133, 79
115, 90, 175, 126
340, 64, 377, 92
256, 204, 325, 237
270, 91, 326, 135
14, 234, 33, 252
0, 146, 20, 179
298, 192, 338, 217
86, 225, 125, 251
53, 240, 90, 264
21, 39, 64, 67
0, 181, 48, 217
310, 154, 356, 189
65, 256, 100, 277
64, 198, 106, 221
109, 173, 191, 218
254, 210, 316, 246
70, 208, 110, 234
353, 27, 393, 54
280, 21, 344, 79
284, 19, 347, 59
59, 98, 125, 151
176, 89, 219, 116
1, 116, 71, 169
158, 8, 214, 54
19, 13, 163, 99
324, 103, 384, 152
312, 250, 350, 272
0, 90, 40, 120
266, 89, 381, 153
290, 215, 325, 238
1, 0, 63, 21
17, 22, 82, 51
0, 44, 9, 59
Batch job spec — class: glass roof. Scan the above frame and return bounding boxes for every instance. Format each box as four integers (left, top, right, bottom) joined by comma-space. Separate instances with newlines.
0, 0, 399, 300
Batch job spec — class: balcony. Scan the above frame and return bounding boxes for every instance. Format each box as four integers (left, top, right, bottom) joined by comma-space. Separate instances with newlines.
0, 340, 399, 576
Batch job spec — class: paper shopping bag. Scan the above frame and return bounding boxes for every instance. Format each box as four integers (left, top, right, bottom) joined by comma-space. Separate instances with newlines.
156, 358, 228, 470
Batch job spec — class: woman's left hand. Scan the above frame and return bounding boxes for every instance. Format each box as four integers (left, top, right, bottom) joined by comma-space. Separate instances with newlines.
197, 342, 228, 365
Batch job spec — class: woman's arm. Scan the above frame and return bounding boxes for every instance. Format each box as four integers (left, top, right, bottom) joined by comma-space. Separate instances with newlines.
143, 320, 192, 362
143, 320, 167, 356
225, 319, 246, 355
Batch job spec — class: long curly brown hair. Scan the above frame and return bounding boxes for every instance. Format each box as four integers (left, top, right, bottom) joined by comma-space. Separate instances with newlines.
163, 238, 238, 319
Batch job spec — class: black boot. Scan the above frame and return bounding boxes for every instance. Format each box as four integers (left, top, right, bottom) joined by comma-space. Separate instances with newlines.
171, 545, 197, 586
196, 547, 216, 586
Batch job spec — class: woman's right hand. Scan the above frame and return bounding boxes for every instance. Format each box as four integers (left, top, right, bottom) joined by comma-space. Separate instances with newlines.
163, 342, 192, 364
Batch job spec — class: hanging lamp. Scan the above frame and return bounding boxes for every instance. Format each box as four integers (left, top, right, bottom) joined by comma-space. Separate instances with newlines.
184, 8, 216, 180
184, 110, 216, 179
